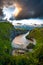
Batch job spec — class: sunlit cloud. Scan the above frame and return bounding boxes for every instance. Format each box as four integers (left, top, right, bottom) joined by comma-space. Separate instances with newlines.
2, 4, 22, 20
2, 6, 15, 20
9, 19, 43, 25
0, 0, 43, 20
13, 6, 22, 17
13, 3, 22, 17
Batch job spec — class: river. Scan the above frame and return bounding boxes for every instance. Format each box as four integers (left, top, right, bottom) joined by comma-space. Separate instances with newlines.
12, 31, 35, 49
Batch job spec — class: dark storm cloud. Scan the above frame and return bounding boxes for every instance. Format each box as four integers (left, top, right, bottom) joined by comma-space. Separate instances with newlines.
0, 0, 14, 16
0, 0, 5, 16
0, 0, 43, 19
0, 0, 3, 8
0, 9, 3, 16
0, 0, 13, 8
13, 0, 43, 19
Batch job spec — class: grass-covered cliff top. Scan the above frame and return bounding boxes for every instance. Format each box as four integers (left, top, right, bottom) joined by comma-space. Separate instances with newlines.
26, 28, 43, 44
0, 22, 14, 54
26, 28, 43, 65
0, 23, 43, 65
0, 22, 14, 38
26, 28, 43, 52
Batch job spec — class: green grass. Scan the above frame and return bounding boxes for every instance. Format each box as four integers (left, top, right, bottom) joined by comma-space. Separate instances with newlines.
26, 28, 43, 44
0, 23, 43, 65
0, 22, 14, 55
26, 27, 43, 51
26, 28, 43, 65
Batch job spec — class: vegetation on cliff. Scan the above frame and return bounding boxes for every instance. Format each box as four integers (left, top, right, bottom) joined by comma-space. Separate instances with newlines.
26, 28, 43, 65
0, 22, 43, 65
0, 22, 14, 55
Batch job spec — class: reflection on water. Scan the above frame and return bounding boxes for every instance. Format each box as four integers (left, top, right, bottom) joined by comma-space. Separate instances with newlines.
12, 32, 33, 49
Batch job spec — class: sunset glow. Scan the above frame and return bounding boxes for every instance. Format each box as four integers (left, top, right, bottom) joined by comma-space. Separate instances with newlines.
13, 4, 22, 17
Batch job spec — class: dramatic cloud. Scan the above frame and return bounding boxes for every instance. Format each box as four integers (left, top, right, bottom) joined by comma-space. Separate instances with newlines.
2, 6, 15, 20
12, 0, 43, 19
0, 9, 3, 17
0, 0, 43, 19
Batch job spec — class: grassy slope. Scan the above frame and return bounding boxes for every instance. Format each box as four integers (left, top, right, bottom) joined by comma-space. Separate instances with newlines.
26, 28, 43, 44
0, 22, 14, 54
26, 28, 43, 65
0, 23, 43, 65
26, 28, 43, 51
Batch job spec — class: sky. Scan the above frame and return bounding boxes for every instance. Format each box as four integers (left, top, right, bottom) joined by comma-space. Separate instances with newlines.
9, 19, 43, 25
2, 6, 15, 20
0, 0, 43, 24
